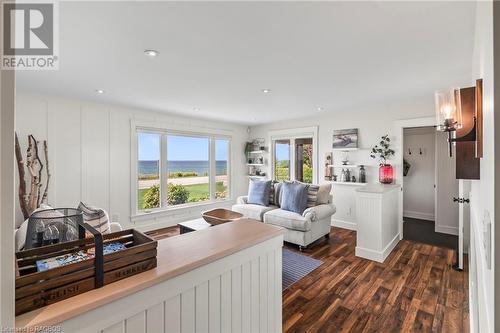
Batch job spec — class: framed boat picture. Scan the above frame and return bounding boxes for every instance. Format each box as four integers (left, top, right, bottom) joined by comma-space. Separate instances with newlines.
333, 128, 358, 150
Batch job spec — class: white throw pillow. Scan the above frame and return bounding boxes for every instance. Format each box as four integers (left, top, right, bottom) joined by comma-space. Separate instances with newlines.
77, 202, 110, 234
14, 203, 54, 252
316, 184, 332, 205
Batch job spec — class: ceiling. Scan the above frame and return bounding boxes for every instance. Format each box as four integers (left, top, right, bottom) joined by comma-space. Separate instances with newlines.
16, 1, 477, 125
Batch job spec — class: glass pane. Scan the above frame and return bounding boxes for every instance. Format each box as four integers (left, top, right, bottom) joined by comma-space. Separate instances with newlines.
295, 138, 313, 183
167, 135, 209, 205
215, 139, 230, 199
137, 132, 161, 210
274, 140, 290, 181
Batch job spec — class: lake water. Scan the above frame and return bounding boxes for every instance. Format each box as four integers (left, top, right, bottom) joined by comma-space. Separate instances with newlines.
139, 160, 227, 176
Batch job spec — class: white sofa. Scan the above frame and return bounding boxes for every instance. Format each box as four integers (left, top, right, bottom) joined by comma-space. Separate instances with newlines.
232, 194, 336, 250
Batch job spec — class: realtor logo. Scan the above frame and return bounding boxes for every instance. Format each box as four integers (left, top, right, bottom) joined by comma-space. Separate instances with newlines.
1, 1, 59, 70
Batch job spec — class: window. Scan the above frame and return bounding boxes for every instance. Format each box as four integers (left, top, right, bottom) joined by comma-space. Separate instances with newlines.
215, 139, 230, 199
270, 127, 318, 184
295, 138, 313, 183
274, 140, 290, 182
137, 132, 161, 210
136, 129, 231, 212
167, 135, 209, 205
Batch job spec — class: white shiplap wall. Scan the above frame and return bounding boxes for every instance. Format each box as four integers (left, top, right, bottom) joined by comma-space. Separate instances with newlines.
56, 237, 283, 333
15, 93, 249, 230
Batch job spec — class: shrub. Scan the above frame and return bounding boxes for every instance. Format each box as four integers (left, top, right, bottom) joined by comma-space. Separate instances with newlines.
275, 167, 290, 181
303, 165, 313, 183
167, 183, 189, 205
215, 190, 227, 199
138, 174, 160, 180
168, 171, 198, 178
143, 185, 160, 209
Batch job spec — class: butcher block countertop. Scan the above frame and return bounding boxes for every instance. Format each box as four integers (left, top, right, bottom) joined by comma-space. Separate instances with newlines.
16, 219, 284, 330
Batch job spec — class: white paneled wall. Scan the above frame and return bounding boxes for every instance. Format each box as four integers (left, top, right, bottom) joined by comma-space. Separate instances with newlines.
57, 237, 283, 333
15, 93, 249, 230
402, 127, 436, 221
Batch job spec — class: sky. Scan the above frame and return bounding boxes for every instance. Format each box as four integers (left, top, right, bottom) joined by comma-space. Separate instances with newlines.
138, 133, 229, 161
275, 142, 289, 161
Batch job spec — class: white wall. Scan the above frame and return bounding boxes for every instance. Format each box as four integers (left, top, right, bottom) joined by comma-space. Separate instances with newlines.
249, 98, 435, 230
403, 127, 436, 221
0, 60, 16, 327
14, 93, 249, 231
469, 1, 496, 332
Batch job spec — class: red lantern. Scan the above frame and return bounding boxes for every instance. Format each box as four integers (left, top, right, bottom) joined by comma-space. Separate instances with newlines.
379, 164, 394, 184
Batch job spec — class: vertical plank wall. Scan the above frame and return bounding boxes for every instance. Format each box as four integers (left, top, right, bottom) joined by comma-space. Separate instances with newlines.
59, 237, 283, 333
102, 249, 281, 333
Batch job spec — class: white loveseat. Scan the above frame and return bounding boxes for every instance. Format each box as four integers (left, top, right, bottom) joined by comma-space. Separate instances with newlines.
232, 192, 336, 250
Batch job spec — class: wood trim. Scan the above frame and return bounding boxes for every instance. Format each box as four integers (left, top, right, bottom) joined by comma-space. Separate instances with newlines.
475, 78, 483, 158
15, 220, 284, 329
456, 87, 480, 179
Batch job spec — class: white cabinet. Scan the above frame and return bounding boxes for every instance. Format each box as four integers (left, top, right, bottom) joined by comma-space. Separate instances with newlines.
355, 184, 400, 263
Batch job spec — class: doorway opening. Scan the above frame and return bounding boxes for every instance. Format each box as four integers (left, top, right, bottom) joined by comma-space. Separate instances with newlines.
402, 126, 458, 249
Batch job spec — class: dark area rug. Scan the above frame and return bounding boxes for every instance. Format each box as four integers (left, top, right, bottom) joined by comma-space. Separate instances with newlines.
282, 248, 322, 290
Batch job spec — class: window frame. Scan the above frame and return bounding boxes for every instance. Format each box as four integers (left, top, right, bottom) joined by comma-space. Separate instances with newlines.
269, 126, 318, 184
131, 121, 232, 218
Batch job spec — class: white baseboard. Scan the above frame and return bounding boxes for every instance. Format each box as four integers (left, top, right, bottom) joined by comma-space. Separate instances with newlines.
331, 218, 357, 231
355, 234, 400, 263
435, 225, 459, 236
403, 210, 434, 221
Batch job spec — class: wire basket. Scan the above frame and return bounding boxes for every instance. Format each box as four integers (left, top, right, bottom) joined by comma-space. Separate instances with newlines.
24, 208, 84, 250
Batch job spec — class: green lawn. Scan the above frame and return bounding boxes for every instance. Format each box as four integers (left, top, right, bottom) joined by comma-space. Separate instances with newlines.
138, 181, 226, 209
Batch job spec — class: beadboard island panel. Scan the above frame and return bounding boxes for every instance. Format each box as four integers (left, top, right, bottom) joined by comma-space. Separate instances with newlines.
16, 220, 284, 333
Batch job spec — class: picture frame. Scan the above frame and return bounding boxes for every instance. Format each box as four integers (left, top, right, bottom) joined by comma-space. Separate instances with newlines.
332, 128, 358, 150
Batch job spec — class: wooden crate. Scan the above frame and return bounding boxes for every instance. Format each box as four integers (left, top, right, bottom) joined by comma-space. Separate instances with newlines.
15, 229, 157, 315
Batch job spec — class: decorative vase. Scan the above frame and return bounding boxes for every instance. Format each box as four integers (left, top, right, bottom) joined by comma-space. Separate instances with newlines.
359, 165, 366, 183
379, 164, 394, 184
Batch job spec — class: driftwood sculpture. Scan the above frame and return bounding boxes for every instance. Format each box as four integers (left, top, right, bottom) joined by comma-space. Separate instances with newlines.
15, 133, 50, 220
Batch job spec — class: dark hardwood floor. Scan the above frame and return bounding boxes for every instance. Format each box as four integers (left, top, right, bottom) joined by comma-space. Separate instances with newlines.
146, 225, 469, 333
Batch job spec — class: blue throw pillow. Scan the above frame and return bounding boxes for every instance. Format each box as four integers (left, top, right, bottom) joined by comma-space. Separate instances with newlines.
280, 182, 309, 214
248, 180, 271, 206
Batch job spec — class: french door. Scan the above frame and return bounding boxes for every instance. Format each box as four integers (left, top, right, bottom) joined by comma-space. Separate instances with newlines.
270, 127, 317, 184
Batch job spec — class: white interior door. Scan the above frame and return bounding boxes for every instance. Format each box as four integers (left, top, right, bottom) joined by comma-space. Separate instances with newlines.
434, 132, 459, 235
457, 180, 471, 270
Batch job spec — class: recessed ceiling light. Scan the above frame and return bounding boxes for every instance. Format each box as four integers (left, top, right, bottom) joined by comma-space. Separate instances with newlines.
317, 107, 324, 111
95, 89, 105, 94
193, 107, 200, 112
261, 89, 271, 94
144, 49, 159, 57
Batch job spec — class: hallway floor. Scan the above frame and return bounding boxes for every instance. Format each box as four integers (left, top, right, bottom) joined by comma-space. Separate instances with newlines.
403, 217, 458, 250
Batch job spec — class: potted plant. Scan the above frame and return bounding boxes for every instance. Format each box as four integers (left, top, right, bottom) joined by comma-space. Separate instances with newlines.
370, 135, 395, 184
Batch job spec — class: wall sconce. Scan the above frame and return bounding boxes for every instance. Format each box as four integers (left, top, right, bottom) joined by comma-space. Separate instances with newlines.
435, 88, 476, 157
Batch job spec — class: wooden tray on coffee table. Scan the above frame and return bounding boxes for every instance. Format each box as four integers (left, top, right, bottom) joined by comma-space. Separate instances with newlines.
202, 208, 243, 226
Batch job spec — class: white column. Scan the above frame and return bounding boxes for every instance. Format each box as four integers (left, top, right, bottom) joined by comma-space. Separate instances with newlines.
0, 42, 16, 328
355, 184, 400, 263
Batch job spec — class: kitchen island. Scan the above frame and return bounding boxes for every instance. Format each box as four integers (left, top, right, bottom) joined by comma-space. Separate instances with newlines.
16, 219, 284, 333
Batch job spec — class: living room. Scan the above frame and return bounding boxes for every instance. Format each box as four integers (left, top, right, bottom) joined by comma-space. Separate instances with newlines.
1, 1, 499, 332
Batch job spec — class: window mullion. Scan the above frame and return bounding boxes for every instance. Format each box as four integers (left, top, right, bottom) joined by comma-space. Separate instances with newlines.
290, 138, 296, 181
209, 137, 216, 201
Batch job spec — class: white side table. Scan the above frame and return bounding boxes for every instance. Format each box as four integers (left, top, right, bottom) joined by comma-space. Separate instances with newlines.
355, 184, 401, 262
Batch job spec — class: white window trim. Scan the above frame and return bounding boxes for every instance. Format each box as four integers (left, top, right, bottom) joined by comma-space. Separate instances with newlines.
130, 120, 233, 219
269, 126, 318, 184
